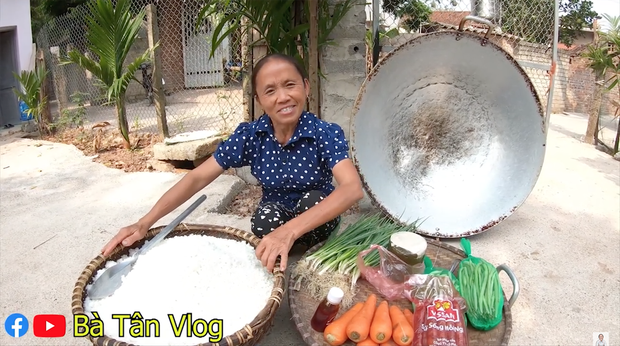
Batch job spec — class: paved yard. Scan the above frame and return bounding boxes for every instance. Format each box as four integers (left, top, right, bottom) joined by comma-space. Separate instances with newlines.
0, 113, 618, 346
51, 86, 246, 136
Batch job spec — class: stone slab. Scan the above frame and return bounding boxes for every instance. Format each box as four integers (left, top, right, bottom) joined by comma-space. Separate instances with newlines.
146, 158, 175, 172
153, 135, 224, 161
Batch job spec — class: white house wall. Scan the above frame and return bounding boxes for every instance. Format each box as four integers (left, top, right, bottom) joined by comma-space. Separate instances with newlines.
0, 0, 33, 72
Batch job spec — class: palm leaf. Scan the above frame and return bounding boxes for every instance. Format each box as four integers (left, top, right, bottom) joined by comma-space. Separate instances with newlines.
109, 46, 156, 100
12, 66, 49, 123
62, 49, 105, 83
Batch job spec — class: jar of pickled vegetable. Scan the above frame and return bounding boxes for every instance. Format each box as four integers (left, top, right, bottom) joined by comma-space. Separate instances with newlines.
387, 232, 427, 274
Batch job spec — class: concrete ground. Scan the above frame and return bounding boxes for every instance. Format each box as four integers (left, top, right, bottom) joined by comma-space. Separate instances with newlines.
0, 112, 618, 346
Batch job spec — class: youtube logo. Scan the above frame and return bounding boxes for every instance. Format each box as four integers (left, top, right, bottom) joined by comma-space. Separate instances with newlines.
33, 315, 65, 337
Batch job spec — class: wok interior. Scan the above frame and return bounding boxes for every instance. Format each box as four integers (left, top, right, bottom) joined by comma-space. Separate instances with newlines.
353, 33, 546, 236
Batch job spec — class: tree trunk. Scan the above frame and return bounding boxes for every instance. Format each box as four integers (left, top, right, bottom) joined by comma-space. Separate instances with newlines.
614, 115, 620, 155
116, 94, 131, 149
585, 75, 604, 144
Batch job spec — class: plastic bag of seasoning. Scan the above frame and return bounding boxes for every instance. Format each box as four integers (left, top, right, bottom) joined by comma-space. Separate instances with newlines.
404, 274, 470, 346
356, 244, 425, 300
456, 238, 504, 331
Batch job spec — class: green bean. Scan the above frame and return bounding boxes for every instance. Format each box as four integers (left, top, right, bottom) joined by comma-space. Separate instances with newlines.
458, 260, 501, 321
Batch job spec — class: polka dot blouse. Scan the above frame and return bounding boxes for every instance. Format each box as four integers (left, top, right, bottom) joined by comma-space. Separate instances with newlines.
213, 111, 350, 210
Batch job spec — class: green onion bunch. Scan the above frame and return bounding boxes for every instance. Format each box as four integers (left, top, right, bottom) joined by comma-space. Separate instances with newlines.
303, 213, 420, 288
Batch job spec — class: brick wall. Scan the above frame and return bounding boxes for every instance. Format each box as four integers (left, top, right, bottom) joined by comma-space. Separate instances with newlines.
560, 55, 618, 116
513, 41, 554, 109
491, 39, 619, 116
510, 41, 618, 116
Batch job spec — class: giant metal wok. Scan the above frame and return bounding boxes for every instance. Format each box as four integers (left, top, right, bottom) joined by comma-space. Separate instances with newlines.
350, 17, 547, 238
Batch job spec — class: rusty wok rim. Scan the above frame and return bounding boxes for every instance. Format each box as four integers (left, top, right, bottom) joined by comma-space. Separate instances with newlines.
71, 223, 285, 346
349, 29, 546, 238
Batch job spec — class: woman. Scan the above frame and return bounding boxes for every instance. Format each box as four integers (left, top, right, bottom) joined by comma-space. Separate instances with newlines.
595, 334, 607, 346
101, 53, 364, 272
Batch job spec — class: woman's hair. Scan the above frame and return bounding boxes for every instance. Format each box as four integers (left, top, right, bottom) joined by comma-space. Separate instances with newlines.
599, 334, 604, 338
251, 53, 308, 96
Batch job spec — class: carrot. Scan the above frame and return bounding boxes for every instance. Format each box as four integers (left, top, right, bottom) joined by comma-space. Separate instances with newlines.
369, 300, 392, 343
324, 302, 364, 346
379, 340, 398, 346
357, 338, 380, 346
402, 308, 414, 329
389, 305, 415, 346
346, 294, 378, 342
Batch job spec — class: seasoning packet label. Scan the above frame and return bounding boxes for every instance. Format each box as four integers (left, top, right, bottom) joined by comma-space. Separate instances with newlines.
406, 275, 469, 346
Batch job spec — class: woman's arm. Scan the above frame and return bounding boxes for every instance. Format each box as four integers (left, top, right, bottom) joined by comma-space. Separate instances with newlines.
137, 156, 225, 228
284, 158, 364, 239
101, 156, 225, 256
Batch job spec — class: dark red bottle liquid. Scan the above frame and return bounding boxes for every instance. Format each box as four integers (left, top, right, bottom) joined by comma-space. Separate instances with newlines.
310, 287, 344, 332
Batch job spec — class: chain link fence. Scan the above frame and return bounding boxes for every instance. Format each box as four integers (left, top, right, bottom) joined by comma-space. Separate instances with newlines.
36, 0, 245, 138
365, 0, 557, 112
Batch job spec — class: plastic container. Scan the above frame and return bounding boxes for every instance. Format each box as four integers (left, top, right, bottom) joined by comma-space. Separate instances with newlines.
387, 231, 427, 274
310, 287, 344, 332
19, 101, 32, 122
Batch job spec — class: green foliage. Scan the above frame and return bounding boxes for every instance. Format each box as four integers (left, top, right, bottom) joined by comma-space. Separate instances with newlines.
60, 0, 157, 147
582, 14, 620, 154
498, 0, 598, 46
12, 66, 49, 126
400, 2, 433, 32
365, 27, 399, 49
382, 0, 599, 47
582, 14, 620, 91
30, 0, 51, 38
51, 92, 88, 131
498, 0, 554, 44
381, 0, 433, 32
40, 0, 89, 17
559, 0, 598, 47
198, 0, 356, 76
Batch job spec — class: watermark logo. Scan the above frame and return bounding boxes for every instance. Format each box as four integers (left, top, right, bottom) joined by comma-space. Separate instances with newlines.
33, 314, 66, 337
4, 313, 29, 338
593, 332, 609, 346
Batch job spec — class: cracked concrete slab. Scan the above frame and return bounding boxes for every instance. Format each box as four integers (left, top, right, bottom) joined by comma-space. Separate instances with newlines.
0, 112, 618, 346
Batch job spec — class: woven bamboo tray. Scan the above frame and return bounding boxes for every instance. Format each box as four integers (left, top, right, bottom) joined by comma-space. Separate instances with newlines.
289, 238, 514, 346
72, 223, 285, 346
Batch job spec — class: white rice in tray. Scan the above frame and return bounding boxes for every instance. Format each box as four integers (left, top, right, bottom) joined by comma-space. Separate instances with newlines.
83, 234, 275, 346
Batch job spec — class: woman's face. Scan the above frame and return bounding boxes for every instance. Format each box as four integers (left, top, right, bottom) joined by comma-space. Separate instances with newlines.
254, 58, 309, 128
599, 335, 603, 340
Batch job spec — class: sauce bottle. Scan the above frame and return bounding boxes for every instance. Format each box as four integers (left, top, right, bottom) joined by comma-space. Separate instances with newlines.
310, 287, 344, 332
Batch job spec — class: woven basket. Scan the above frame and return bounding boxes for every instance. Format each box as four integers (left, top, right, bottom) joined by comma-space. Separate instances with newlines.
72, 223, 285, 346
288, 238, 513, 346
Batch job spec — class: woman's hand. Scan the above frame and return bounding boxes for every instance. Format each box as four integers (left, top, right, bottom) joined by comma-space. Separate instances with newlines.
255, 226, 297, 272
101, 222, 150, 257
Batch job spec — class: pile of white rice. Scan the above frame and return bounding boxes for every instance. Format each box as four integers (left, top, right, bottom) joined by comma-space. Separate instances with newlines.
84, 234, 275, 346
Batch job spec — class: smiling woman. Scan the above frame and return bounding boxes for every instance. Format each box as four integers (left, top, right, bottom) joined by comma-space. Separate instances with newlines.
101, 53, 364, 274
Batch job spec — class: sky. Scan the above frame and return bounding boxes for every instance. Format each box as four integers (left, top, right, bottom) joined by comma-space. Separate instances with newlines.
592, 0, 619, 31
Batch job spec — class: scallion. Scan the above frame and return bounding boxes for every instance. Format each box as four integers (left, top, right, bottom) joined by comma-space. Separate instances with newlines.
291, 213, 421, 306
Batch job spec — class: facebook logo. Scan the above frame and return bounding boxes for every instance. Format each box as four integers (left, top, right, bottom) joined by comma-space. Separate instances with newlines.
4, 313, 29, 338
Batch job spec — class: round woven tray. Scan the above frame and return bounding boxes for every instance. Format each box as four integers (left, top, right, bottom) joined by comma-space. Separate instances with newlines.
288, 238, 512, 346
72, 223, 285, 346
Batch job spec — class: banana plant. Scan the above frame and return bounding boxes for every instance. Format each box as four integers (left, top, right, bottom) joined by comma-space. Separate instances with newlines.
60, 0, 157, 149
